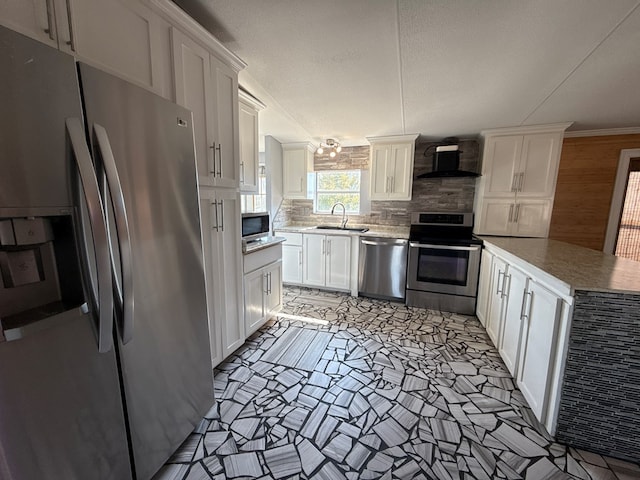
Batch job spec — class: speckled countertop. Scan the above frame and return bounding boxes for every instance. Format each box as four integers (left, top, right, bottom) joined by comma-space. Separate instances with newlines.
480, 236, 640, 295
275, 224, 410, 240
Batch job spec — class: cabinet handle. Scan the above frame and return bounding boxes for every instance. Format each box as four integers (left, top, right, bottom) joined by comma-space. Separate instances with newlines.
327, 239, 331, 255
300, 177, 303, 192
298, 250, 302, 266
518, 172, 525, 192
43, 0, 56, 41
511, 173, 518, 192
209, 143, 217, 176
521, 290, 533, 321
268, 272, 272, 294
514, 204, 521, 223
211, 201, 220, 231
502, 273, 510, 298
391, 176, 395, 193
508, 204, 514, 223
64, 0, 76, 52
219, 199, 225, 232
496, 270, 505, 295
263, 272, 268, 294
240, 162, 245, 184
216, 144, 222, 177
321, 239, 325, 255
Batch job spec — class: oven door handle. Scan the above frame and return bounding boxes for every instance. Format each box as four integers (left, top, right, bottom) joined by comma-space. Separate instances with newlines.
409, 242, 481, 251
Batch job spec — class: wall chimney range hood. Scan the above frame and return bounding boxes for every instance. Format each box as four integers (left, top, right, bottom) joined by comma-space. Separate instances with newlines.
418, 141, 480, 178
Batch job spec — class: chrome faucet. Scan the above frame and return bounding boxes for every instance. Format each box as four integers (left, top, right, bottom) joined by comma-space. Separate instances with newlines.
330, 202, 348, 228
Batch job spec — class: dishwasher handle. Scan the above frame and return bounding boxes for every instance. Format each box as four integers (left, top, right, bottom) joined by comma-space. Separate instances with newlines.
361, 238, 408, 247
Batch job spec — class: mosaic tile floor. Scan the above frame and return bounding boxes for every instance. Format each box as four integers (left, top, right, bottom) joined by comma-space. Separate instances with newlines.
155, 287, 640, 480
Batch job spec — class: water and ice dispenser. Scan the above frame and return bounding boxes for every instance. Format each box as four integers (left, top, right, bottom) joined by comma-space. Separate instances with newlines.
0, 215, 85, 341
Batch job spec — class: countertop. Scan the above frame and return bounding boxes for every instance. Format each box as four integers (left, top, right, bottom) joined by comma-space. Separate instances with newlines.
480, 236, 640, 295
242, 236, 286, 254
275, 224, 410, 240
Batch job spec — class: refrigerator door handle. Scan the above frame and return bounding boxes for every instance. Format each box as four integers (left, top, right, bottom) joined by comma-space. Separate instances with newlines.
93, 123, 135, 344
65, 118, 113, 353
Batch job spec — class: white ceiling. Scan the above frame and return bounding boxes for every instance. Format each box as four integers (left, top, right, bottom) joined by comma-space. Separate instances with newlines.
173, 0, 640, 147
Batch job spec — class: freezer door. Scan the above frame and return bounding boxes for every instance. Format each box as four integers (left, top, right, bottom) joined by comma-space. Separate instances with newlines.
0, 26, 131, 480
78, 63, 214, 480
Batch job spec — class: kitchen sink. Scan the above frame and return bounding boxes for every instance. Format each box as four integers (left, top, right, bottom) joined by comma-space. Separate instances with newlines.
315, 225, 370, 233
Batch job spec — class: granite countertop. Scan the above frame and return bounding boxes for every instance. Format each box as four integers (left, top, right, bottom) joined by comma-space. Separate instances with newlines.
275, 224, 410, 240
242, 236, 286, 254
480, 236, 640, 295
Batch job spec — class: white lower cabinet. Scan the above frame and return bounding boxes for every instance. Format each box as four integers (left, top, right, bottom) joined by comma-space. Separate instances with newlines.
516, 279, 563, 420
200, 187, 243, 367
498, 264, 528, 375
475, 243, 570, 432
243, 244, 283, 336
280, 232, 303, 284
486, 256, 507, 346
476, 249, 493, 327
302, 233, 351, 291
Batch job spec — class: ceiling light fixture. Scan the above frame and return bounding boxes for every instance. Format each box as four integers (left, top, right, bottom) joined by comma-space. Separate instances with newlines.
317, 138, 342, 158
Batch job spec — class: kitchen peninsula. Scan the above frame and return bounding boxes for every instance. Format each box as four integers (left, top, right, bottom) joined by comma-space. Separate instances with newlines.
478, 236, 640, 464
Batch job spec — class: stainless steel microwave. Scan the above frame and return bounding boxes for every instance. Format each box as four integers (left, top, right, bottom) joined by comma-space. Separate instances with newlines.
241, 213, 270, 241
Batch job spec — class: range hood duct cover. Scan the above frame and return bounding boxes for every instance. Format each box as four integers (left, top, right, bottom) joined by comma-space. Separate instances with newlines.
418, 139, 481, 178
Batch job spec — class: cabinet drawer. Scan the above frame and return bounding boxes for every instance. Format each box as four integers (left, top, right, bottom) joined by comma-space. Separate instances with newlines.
244, 243, 283, 273
278, 232, 303, 246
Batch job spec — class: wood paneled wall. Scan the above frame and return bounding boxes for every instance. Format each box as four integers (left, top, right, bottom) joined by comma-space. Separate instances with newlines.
549, 134, 640, 250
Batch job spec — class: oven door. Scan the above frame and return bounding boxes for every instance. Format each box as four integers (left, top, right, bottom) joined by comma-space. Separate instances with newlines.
407, 242, 481, 296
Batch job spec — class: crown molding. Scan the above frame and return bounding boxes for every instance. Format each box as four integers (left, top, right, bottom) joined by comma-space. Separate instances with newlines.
148, 0, 247, 72
366, 134, 419, 144
563, 127, 640, 138
239, 89, 266, 111
481, 122, 573, 138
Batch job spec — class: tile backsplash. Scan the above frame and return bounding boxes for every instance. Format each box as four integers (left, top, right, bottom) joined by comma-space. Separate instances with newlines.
274, 138, 480, 228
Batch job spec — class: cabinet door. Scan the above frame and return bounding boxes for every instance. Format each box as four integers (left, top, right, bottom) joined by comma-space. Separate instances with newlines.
519, 133, 561, 198
211, 55, 239, 188
282, 245, 303, 284
482, 135, 522, 196
244, 268, 266, 336
0, 0, 58, 48
477, 198, 514, 236
265, 261, 282, 315
486, 256, 507, 347
388, 143, 413, 201
302, 234, 326, 286
59, 0, 164, 94
283, 148, 308, 199
172, 28, 215, 185
370, 144, 390, 200
198, 188, 223, 367
476, 249, 494, 327
325, 235, 351, 290
499, 265, 528, 375
212, 189, 244, 358
517, 279, 562, 419
513, 200, 552, 237
239, 100, 259, 192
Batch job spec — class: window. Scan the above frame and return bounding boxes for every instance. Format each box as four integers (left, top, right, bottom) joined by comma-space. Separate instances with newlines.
314, 170, 361, 214
241, 164, 267, 213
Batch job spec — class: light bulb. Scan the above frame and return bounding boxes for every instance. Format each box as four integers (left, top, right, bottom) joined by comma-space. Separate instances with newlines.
329, 150, 336, 158
317, 146, 324, 154
336, 146, 342, 153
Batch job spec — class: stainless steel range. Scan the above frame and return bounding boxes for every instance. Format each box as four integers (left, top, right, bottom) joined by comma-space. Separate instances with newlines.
406, 212, 482, 314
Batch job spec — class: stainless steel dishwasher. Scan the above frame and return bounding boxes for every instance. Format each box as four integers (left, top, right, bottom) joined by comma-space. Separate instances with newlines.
358, 237, 408, 301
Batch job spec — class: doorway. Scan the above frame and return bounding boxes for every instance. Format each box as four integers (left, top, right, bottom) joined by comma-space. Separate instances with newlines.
604, 148, 640, 260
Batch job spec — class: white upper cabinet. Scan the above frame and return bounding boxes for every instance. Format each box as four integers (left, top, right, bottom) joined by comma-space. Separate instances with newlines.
368, 134, 418, 201
1, 0, 167, 95
282, 143, 314, 199
239, 91, 265, 193
172, 27, 241, 188
474, 123, 571, 237
0, 1, 59, 48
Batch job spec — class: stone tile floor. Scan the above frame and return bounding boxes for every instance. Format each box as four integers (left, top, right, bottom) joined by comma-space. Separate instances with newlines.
155, 287, 640, 480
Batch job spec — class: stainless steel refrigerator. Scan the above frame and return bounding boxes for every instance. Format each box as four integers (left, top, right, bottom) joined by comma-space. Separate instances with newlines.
0, 26, 213, 480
